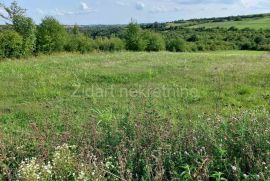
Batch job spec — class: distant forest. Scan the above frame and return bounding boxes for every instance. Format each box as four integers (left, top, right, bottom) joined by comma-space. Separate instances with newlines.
74, 13, 270, 52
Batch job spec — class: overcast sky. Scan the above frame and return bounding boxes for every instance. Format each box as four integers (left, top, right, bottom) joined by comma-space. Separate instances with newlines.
1, 0, 270, 25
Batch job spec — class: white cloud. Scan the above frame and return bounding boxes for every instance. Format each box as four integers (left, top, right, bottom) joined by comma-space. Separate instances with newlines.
150, 5, 182, 13
80, 2, 90, 11
36, 2, 95, 18
116, 1, 128, 6
241, 0, 269, 8
53, 8, 66, 16
36, 8, 45, 15
136, 2, 145, 10
0, 8, 5, 14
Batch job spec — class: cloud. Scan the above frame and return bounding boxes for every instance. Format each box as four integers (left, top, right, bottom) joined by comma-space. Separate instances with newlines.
36, 8, 45, 15
136, 2, 145, 10
35, 8, 73, 16
150, 6, 182, 13
116, 1, 128, 6
80, 2, 90, 11
172, 0, 237, 5
36, 2, 95, 17
240, 0, 269, 8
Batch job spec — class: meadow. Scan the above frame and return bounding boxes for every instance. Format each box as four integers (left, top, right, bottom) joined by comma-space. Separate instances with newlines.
0, 51, 269, 180
190, 16, 270, 29
168, 14, 270, 30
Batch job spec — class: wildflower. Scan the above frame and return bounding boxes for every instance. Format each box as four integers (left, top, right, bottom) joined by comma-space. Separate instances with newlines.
231, 165, 237, 171
78, 171, 87, 180
105, 161, 115, 169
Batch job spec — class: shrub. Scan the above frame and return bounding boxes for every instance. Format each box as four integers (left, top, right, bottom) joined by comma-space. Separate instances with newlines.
0, 30, 23, 58
166, 37, 186, 52
187, 34, 199, 42
109, 37, 125, 51
65, 34, 94, 54
36, 17, 68, 53
257, 44, 270, 51
95, 37, 125, 52
143, 31, 165, 51
185, 43, 198, 52
240, 41, 256, 50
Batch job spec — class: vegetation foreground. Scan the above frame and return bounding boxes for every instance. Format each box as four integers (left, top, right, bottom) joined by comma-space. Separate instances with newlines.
0, 51, 270, 180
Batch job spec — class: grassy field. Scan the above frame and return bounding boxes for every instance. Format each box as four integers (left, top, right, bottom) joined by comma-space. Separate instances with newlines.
0, 51, 270, 180
190, 16, 270, 29
170, 15, 270, 29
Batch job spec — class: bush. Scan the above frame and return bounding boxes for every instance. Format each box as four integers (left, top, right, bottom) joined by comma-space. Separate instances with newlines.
143, 31, 165, 51
257, 44, 270, 51
36, 17, 68, 53
166, 37, 186, 52
95, 37, 125, 52
65, 34, 94, 54
109, 37, 125, 51
0, 30, 23, 58
187, 34, 199, 42
185, 43, 198, 52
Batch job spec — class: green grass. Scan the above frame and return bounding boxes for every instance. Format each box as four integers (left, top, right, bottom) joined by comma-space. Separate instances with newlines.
0, 51, 270, 180
171, 15, 270, 29
191, 16, 270, 29
0, 51, 269, 126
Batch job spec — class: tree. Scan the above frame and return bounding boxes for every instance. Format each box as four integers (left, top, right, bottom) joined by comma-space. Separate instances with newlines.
36, 17, 68, 53
13, 16, 36, 55
72, 25, 80, 35
125, 22, 146, 51
143, 31, 165, 51
0, 1, 36, 56
0, 30, 23, 58
0, 1, 26, 24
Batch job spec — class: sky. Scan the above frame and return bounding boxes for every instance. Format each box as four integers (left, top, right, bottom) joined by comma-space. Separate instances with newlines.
1, 0, 270, 25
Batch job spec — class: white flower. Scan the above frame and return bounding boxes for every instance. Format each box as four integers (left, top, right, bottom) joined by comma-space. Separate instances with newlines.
231, 165, 237, 171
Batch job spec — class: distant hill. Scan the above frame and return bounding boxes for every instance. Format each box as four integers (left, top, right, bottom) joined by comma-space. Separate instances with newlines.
168, 13, 270, 30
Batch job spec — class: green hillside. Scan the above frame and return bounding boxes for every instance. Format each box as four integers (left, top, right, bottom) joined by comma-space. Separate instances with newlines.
191, 16, 270, 29
170, 13, 270, 29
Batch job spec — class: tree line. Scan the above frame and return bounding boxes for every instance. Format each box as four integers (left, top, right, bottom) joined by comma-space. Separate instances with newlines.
0, 2, 172, 59
1, 1, 270, 59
